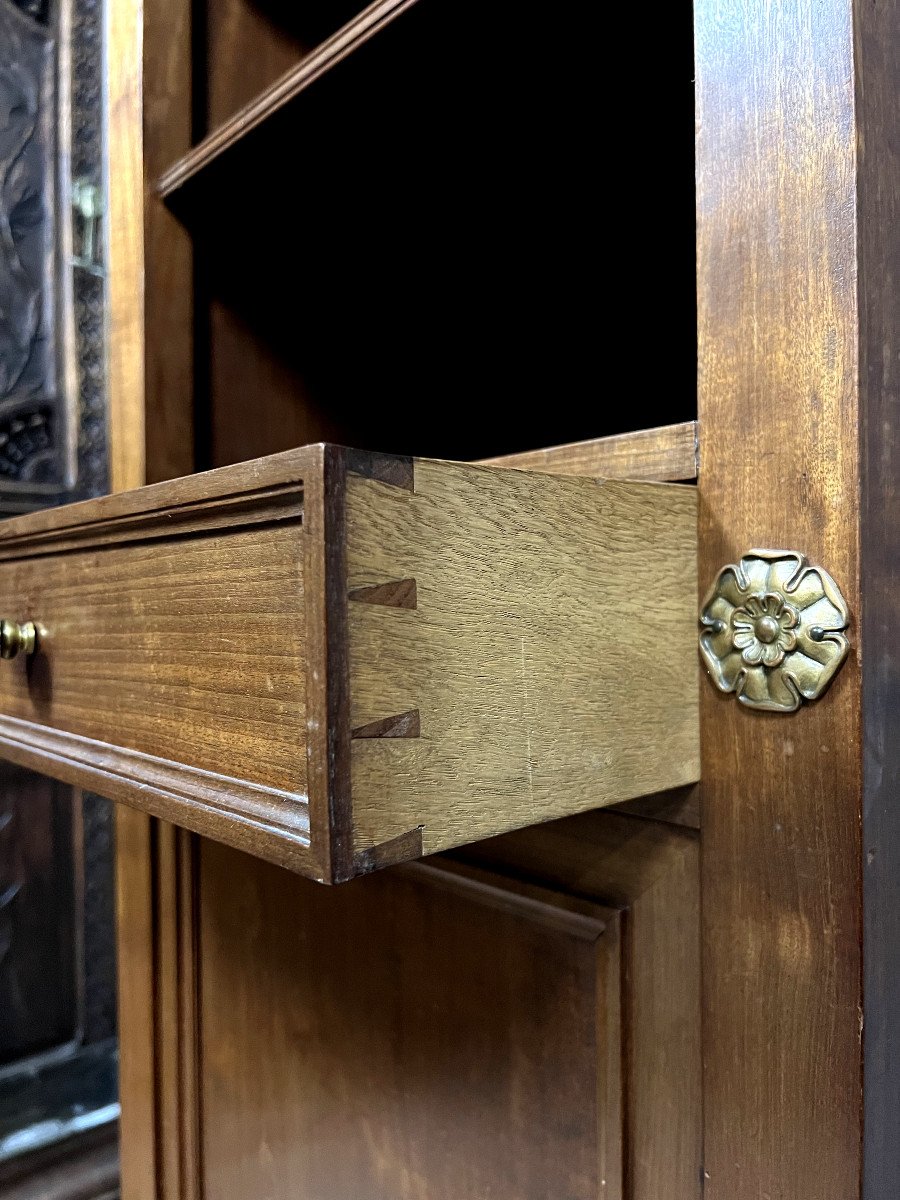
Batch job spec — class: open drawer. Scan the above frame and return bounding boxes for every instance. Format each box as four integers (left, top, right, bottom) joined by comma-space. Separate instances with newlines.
0, 444, 698, 882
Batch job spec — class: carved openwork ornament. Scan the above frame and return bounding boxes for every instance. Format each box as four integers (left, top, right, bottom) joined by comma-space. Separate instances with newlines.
699, 550, 850, 713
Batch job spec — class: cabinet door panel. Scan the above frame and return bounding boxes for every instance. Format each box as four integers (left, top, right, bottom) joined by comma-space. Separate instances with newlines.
197, 842, 612, 1200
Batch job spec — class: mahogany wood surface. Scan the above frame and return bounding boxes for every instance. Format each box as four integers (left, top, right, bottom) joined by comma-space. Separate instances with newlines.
194, 816, 700, 1200
105, 0, 706, 1191
693, 0, 900, 1193
0, 448, 698, 881
482, 421, 698, 483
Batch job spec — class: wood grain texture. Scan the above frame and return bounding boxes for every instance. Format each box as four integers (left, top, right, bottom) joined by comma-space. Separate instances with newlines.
188, 812, 699, 1200
158, 0, 421, 198
197, 840, 610, 1200
155, 824, 201, 1200
454, 809, 698, 912
107, 4, 155, 1191
114, 803, 156, 1200
456, 810, 701, 1198
481, 421, 698, 483
0, 449, 698, 881
482, 430, 701, 833
106, 0, 144, 496
625, 836, 701, 1198
696, 1, 862, 1194
596, 908, 624, 1199
0, 518, 306, 789
143, 0, 194, 483
346, 459, 699, 860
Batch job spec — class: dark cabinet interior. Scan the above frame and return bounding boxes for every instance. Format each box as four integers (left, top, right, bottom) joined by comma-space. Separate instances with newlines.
154, 0, 697, 471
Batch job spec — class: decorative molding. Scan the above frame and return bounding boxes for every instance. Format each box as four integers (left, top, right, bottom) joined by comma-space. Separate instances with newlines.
0, 0, 109, 511
397, 859, 611, 940
0, 714, 314, 867
699, 549, 851, 712
0, 0, 109, 513
0, 479, 304, 559
0, 2, 55, 419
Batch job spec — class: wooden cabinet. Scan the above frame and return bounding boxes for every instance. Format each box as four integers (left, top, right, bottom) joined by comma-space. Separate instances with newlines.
99, 0, 707, 1195
51, 0, 900, 1194
0, 445, 697, 879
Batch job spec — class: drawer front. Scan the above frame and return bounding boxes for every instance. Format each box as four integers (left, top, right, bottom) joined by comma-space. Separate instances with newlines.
0, 451, 317, 872
0, 444, 699, 883
0, 527, 305, 790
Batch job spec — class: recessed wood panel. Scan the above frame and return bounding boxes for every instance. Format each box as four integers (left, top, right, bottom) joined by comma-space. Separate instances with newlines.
198, 841, 610, 1200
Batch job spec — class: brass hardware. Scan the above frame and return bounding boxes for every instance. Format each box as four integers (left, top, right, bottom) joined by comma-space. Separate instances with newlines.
699, 550, 850, 712
0, 620, 37, 660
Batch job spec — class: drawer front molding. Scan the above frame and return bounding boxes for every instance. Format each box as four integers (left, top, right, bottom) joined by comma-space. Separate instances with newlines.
0, 444, 700, 881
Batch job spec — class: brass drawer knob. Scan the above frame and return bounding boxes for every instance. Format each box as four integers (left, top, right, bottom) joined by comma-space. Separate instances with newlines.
0, 620, 37, 660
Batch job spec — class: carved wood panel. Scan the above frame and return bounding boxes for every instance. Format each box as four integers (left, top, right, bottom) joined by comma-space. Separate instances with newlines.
0, 763, 76, 1062
0, 0, 107, 510
0, 3, 116, 1191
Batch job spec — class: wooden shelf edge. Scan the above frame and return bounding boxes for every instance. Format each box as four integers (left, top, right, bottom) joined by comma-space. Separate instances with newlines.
157, 0, 421, 198
480, 421, 699, 483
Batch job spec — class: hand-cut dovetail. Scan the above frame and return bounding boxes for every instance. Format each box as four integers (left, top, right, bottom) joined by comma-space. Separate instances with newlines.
352, 826, 425, 875
348, 578, 417, 608
345, 449, 414, 491
352, 709, 421, 739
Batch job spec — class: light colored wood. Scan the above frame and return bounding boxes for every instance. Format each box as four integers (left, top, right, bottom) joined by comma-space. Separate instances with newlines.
106, 2, 156, 1197
347, 459, 699, 857
0, 448, 698, 880
106, 0, 145, 496
482, 430, 702, 833
481, 421, 698, 482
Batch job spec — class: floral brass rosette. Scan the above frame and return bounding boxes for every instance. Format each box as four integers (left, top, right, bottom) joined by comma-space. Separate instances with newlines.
699, 549, 850, 712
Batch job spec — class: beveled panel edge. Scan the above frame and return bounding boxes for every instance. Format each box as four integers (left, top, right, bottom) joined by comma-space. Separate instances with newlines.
0, 445, 317, 559
479, 421, 699, 482
0, 713, 322, 879
397, 859, 612, 940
